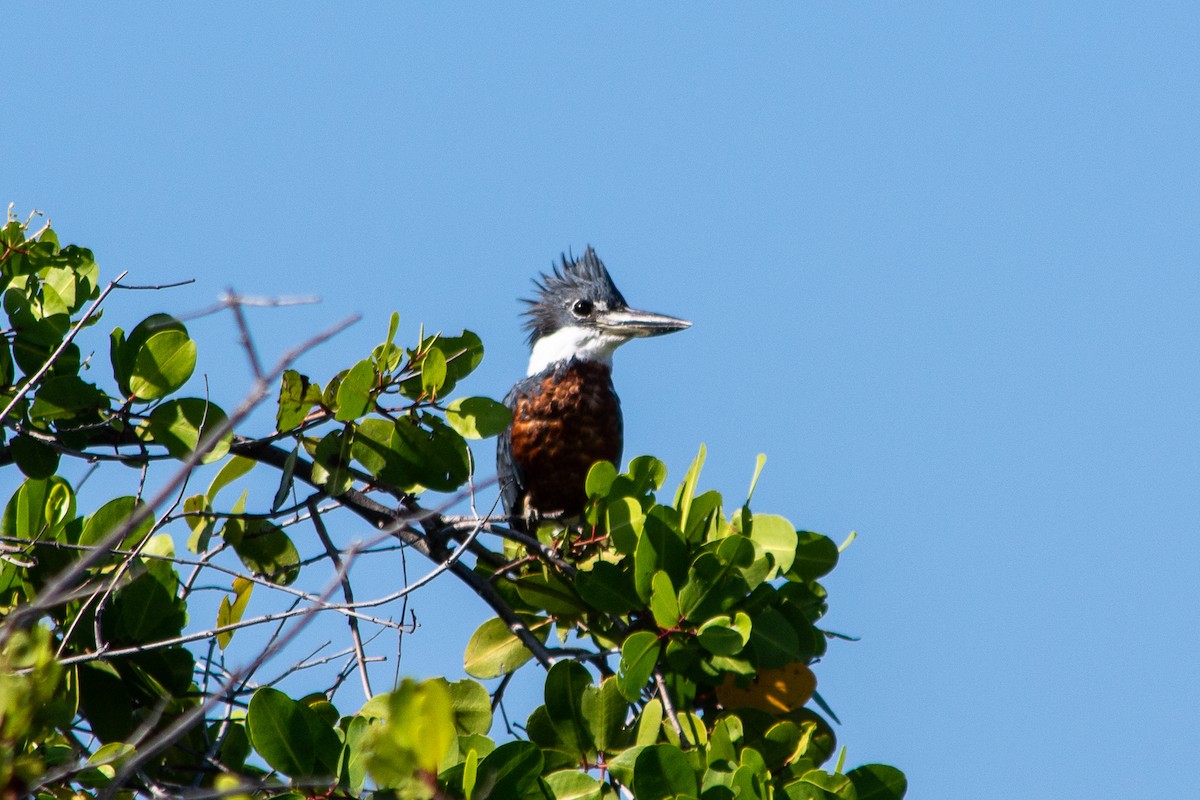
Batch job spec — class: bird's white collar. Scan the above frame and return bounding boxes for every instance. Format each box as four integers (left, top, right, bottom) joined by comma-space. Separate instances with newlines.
526, 325, 625, 376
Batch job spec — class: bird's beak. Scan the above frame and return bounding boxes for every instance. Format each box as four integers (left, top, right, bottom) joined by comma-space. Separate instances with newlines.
597, 308, 692, 339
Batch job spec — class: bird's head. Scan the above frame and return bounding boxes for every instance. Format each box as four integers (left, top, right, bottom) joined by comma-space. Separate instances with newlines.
522, 247, 691, 375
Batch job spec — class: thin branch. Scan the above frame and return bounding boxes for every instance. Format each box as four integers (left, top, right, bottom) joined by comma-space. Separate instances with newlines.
113, 277, 197, 290
655, 671, 686, 743
97, 544, 362, 800
2, 312, 360, 642
309, 498, 372, 700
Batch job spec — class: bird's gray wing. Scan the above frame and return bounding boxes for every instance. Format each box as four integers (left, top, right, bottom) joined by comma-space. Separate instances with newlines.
496, 381, 528, 520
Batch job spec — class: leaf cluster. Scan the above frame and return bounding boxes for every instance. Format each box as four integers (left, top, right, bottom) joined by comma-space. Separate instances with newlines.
0, 211, 905, 799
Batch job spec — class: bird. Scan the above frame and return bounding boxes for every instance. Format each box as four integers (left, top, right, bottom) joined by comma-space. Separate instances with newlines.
497, 247, 691, 526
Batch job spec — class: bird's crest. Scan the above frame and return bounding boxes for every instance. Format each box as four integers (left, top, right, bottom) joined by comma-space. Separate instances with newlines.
521, 246, 628, 345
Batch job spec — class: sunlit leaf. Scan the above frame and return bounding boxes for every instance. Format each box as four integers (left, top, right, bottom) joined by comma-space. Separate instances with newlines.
128, 329, 196, 400
335, 358, 376, 421
617, 631, 661, 701
464, 614, 551, 679
420, 345, 447, 397
276, 369, 322, 432
363, 679, 456, 785
649, 570, 681, 629
146, 398, 231, 463
747, 513, 798, 576
216, 577, 253, 650
206, 455, 255, 503
444, 396, 511, 439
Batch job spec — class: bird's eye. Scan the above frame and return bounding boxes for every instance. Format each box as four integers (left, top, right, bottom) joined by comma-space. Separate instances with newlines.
571, 299, 594, 317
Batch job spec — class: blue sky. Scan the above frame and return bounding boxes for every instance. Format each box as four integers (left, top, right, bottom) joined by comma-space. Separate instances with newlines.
6, 4, 1199, 796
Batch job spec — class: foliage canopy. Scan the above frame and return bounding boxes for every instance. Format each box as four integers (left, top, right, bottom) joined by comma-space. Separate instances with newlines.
0, 209, 905, 799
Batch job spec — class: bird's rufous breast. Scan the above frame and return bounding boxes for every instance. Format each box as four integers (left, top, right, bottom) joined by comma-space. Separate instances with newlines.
508, 359, 622, 517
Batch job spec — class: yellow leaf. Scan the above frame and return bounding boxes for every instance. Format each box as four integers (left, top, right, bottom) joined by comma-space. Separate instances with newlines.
715, 662, 817, 714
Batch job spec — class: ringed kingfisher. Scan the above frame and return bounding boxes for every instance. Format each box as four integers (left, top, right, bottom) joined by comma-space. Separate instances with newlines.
497, 247, 691, 524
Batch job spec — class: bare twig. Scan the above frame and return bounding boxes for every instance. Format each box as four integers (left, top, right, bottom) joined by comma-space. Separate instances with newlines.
97, 544, 362, 800
2, 312, 360, 642
655, 670, 686, 743
309, 498, 373, 700
114, 277, 197, 290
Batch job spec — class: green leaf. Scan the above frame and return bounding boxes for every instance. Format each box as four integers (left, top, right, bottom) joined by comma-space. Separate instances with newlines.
463, 614, 551, 679
128, 329, 196, 400
747, 513, 799, 576
108, 572, 186, 643
749, 606, 801, 668
624, 455, 668, 495
183, 494, 214, 553
339, 715, 370, 795
420, 345, 447, 396
80, 496, 154, 550
444, 396, 512, 439
77, 663, 133, 743
373, 311, 402, 373
582, 676, 628, 753
247, 687, 341, 780
605, 496, 644, 554
146, 398, 231, 463
585, 460, 618, 499
2, 477, 75, 542
788, 531, 839, 581
271, 443, 299, 512
682, 489, 723, 543
471, 740, 543, 800
846, 764, 907, 800
575, 561, 638, 615
649, 570, 681, 629
675, 443, 707, 531
796, 769, 856, 798
113, 314, 184, 394
28, 375, 105, 421
618, 631, 661, 701
516, 571, 586, 616
632, 743, 698, 800
221, 519, 301, 586
634, 698, 663, 746
544, 661, 594, 758
437, 330, 484, 386
698, 612, 752, 656
443, 677, 493, 736
216, 577, 253, 649
0, 337, 13, 385
746, 453, 767, 504
276, 369, 322, 431
311, 427, 355, 496
335, 358, 376, 421
633, 509, 687, 601
206, 454, 255, 503
385, 415, 471, 492
544, 769, 602, 800
678, 552, 749, 625
362, 679, 456, 785
10, 435, 59, 479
